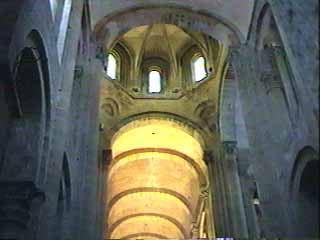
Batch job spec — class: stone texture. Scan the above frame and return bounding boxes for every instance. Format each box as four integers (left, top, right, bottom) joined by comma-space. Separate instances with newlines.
0, 0, 318, 239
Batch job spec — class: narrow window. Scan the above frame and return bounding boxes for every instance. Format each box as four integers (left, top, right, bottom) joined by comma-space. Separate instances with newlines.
148, 70, 161, 93
193, 56, 207, 82
107, 54, 117, 80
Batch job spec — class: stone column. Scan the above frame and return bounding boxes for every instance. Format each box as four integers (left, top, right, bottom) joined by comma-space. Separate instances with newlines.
221, 141, 249, 238
0, 181, 45, 239
207, 149, 230, 237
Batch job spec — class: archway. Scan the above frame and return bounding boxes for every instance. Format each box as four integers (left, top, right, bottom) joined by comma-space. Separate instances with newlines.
290, 147, 319, 237
94, 4, 248, 238
105, 118, 213, 239
0, 29, 49, 239
94, 6, 241, 50
0, 30, 50, 181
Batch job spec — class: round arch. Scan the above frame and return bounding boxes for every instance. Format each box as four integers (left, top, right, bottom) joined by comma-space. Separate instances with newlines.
289, 146, 319, 237
0, 29, 50, 182
94, 6, 242, 50
108, 111, 210, 150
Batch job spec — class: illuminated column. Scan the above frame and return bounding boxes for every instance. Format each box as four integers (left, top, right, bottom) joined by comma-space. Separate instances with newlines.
105, 119, 209, 239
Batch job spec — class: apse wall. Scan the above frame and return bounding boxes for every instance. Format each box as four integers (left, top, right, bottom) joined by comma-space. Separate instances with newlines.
106, 118, 211, 239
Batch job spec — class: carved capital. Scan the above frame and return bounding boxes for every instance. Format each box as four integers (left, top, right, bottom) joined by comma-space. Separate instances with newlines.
0, 181, 45, 238
272, 45, 285, 57
95, 44, 106, 69
200, 188, 209, 201
74, 65, 84, 79
190, 222, 199, 238
228, 46, 241, 62
203, 151, 213, 164
223, 141, 237, 154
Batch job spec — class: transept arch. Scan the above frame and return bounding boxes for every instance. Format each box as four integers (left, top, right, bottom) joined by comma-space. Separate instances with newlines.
108, 112, 209, 149
105, 117, 212, 239
289, 146, 319, 237
93, 6, 242, 50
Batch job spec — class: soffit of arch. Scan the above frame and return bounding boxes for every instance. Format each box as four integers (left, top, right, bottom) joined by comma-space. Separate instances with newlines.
99, 80, 219, 149
92, 0, 254, 44
94, 7, 244, 49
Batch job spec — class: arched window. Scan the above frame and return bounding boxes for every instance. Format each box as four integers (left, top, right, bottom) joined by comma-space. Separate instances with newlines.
148, 70, 161, 93
192, 56, 207, 82
107, 53, 117, 80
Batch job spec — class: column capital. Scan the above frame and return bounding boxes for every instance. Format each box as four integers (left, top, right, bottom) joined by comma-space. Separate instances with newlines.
203, 150, 214, 164
95, 44, 106, 70
190, 222, 199, 239
228, 46, 241, 62
200, 188, 209, 201
0, 181, 45, 238
223, 141, 237, 154
0, 181, 45, 202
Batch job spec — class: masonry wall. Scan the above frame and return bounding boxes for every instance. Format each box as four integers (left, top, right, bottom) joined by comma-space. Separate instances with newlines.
226, 0, 319, 237
0, 0, 318, 239
0, 1, 102, 240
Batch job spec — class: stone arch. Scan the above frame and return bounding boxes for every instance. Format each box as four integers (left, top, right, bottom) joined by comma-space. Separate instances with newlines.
110, 41, 133, 87
290, 146, 319, 237
109, 112, 208, 150
1, 29, 50, 181
106, 116, 211, 238
57, 0, 73, 62
141, 57, 169, 94
218, 62, 237, 142
94, 6, 241, 50
70, 1, 92, 139
255, 3, 274, 50
181, 42, 218, 88
101, 97, 120, 117
195, 100, 216, 133
28, 30, 51, 184
254, 2, 300, 132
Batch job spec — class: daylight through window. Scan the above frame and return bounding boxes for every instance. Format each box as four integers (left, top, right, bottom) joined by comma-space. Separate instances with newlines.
107, 54, 117, 79
148, 70, 161, 93
193, 56, 207, 82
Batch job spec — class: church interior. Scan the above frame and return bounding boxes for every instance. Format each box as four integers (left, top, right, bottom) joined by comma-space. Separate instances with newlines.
0, 0, 319, 239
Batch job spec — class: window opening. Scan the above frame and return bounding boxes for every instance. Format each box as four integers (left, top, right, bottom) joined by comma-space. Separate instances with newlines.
107, 54, 117, 80
148, 70, 161, 93
193, 56, 207, 82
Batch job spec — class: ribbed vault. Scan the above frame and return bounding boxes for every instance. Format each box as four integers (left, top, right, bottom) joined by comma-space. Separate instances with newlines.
106, 118, 210, 239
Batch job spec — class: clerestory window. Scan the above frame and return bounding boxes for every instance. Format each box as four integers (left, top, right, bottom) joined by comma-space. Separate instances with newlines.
148, 70, 162, 93
106, 53, 117, 80
192, 56, 207, 82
